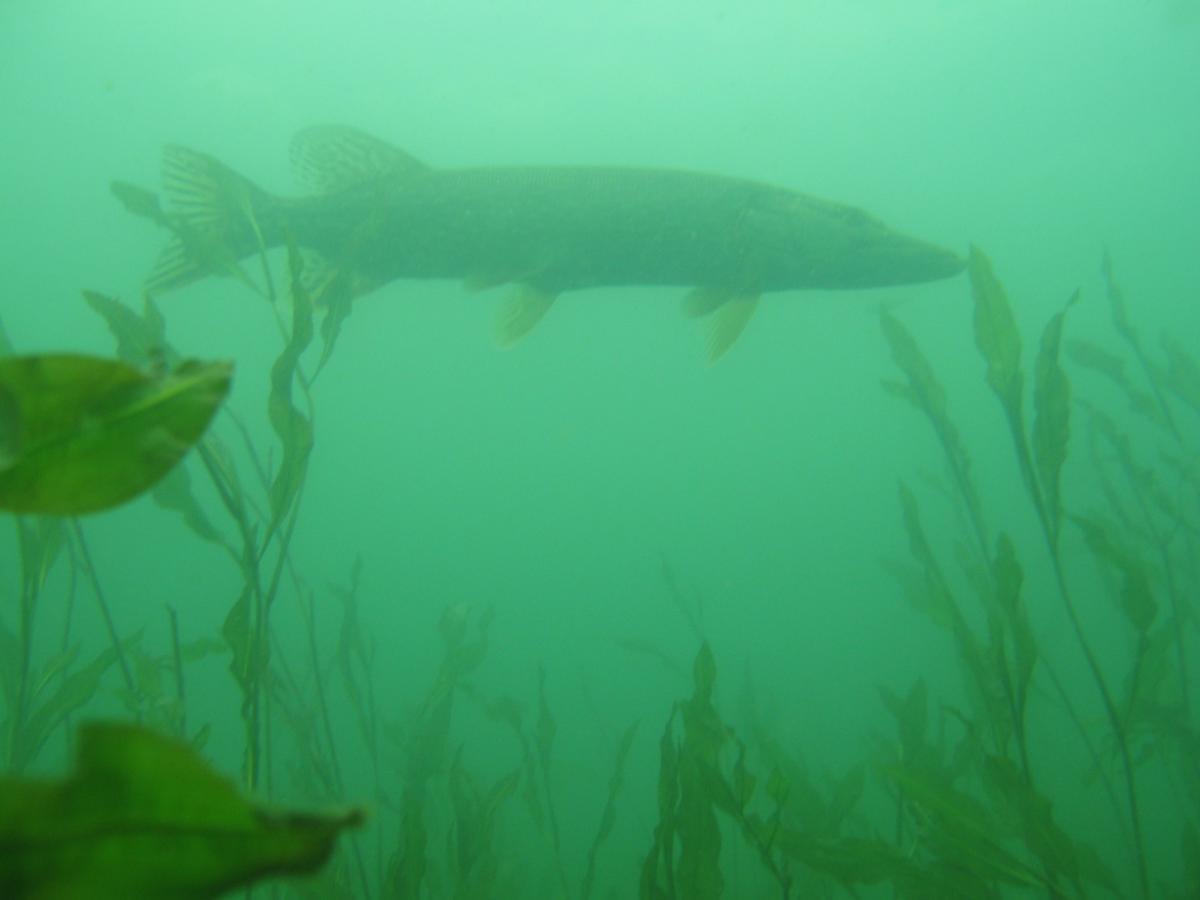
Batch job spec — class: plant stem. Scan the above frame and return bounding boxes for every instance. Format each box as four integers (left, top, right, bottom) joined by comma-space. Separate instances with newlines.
1007, 419, 1151, 899
70, 520, 137, 707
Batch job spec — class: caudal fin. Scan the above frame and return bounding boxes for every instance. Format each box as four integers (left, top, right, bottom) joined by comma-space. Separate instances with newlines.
140, 146, 281, 296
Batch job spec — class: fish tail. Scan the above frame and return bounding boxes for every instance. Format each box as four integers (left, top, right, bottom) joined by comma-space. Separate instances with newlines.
142, 145, 285, 296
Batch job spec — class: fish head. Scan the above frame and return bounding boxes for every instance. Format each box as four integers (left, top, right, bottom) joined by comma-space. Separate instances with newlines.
839, 222, 966, 288
752, 192, 964, 290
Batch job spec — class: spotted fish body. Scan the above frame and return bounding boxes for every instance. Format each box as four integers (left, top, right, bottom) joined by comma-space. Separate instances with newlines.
119, 126, 963, 359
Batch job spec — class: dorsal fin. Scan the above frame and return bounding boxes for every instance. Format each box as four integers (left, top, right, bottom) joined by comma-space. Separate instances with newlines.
290, 125, 429, 193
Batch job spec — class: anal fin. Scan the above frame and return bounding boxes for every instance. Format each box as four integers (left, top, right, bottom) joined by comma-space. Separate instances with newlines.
494, 284, 557, 348
703, 294, 760, 363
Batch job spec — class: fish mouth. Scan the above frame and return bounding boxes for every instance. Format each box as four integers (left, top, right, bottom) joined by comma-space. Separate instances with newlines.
875, 236, 965, 287
923, 245, 967, 280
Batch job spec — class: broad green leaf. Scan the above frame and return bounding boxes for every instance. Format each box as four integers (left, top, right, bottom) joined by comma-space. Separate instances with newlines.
0, 721, 362, 899
0, 355, 231, 515
1032, 292, 1077, 543
969, 246, 1023, 415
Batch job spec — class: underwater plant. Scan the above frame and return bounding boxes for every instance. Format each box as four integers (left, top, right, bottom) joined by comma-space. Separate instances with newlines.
1, 230, 1196, 899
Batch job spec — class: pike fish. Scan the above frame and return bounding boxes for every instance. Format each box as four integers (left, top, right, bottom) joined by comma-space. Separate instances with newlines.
113, 125, 963, 361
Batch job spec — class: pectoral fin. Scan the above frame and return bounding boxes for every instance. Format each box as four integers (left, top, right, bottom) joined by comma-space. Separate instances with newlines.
494, 284, 557, 348
702, 294, 759, 363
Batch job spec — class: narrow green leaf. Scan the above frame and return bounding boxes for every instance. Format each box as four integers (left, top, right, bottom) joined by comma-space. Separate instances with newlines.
983, 754, 1081, 885
993, 535, 1037, 701
16, 516, 65, 601
692, 642, 716, 705
0, 355, 232, 515
826, 763, 865, 833
82, 291, 172, 368
535, 664, 556, 776
991, 535, 1024, 620
1071, 515, 1158, 633
880, 311, 948, 421
676, 762, 723, 900
387, 785, 427, 899
1066, 339, 1126, 385
221, 587, 255, 704
0, 721, 363, 899
895, 484, 958, 629
640, 714, 679, 900
150, 461, 229, 551
1100, 248, 1135, 342
14, 645, 120, 773
886, 763, 1047, 890
1032, 292, 1078, 542
314, 274, 357, 380
266, 246, 315, 531
27, 644, 82, 710
588, 722, 639, 876
774, 829, 910, 887
881, 313, 985, 545
1162, 334, 1200, 414
969, 245, 1023, 415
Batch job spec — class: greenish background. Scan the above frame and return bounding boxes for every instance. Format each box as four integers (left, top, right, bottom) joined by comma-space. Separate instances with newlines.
1, 0, 1197, 894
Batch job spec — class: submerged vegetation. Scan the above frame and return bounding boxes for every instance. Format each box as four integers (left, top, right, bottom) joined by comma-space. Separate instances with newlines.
0, 238, 1197, 898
